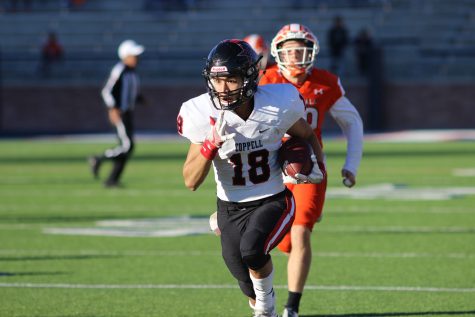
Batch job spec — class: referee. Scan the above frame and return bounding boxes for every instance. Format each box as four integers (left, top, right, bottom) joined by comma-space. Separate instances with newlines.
89, 39, 145, 187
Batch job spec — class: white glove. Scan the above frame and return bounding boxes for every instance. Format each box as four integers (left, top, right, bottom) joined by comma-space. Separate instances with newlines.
201, 111, 235, 160
294, 154, 326, 184
209, 111, 235, 147
209, 211, 221, 236
283, 173, 299, 184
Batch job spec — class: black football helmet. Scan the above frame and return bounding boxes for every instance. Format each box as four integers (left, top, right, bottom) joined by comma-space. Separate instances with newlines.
203, 39, 260, 111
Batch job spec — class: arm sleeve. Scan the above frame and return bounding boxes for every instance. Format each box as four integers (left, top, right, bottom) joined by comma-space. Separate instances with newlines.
178, 100, 209, 144
101, 63, 123, 108
329, 96, 364, 175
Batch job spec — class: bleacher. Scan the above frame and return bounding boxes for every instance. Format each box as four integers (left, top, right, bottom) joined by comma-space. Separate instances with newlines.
1, 0, 474, 85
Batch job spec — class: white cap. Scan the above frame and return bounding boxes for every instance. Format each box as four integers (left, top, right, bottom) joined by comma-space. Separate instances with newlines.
118, 40, 145, 60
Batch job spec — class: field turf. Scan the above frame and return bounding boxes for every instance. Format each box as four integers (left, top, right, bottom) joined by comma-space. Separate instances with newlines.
0, 138, 474, 317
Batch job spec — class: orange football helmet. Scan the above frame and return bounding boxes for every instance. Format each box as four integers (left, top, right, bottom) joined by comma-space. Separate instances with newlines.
271, 24, 319, 76
243, 34, 269, 70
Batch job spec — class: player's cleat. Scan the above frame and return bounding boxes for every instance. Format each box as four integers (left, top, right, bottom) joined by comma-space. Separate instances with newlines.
282, 307, 298, 317
88, 156, 101, 179
253, 289, 278, 317
253, 309, 279, 317
104, 180, 120, 188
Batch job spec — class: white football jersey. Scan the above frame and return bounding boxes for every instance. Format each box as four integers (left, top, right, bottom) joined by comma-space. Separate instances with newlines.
178, 84, 304, 202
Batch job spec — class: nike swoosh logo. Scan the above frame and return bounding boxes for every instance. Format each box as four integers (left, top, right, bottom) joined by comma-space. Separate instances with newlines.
259, 128, 270, 133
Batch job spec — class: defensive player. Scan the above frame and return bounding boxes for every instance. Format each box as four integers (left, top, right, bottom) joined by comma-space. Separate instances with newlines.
260, 24, 364, 317
177, 39, 326, 317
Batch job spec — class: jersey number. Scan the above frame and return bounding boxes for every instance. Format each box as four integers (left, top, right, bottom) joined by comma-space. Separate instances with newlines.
176, 115, 183, 135
305, 107, 319, 130
229, 149, 270, 186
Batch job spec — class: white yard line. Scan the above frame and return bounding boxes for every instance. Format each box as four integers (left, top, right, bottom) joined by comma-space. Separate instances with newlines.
0, 282, 474, 293
0, 249, 474, 259
318, 225, 475, 234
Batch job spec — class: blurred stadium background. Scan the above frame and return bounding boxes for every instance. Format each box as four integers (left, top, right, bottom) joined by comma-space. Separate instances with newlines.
1, 0, 474, 136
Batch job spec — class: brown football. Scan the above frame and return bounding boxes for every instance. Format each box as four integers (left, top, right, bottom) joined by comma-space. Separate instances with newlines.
278, 137, 314, 178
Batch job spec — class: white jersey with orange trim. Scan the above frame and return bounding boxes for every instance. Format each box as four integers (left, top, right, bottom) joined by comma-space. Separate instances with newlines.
178, 84, 304, 202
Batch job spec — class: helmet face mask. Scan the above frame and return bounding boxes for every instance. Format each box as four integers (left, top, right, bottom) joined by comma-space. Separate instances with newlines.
203, 40, 259, 111
271, 24, 320, 76
207, 75, 245, 109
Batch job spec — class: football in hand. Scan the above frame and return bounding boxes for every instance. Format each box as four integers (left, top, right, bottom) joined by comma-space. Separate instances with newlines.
278, 137, 314, 179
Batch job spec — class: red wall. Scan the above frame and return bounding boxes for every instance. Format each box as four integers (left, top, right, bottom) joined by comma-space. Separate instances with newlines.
1, 83, 474, 135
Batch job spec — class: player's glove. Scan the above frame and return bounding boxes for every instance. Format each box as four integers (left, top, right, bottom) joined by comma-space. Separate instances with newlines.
283, 173, 299, 184
294, 154, 326, 184
200, 111, 235, 160
209, 211, 221, 236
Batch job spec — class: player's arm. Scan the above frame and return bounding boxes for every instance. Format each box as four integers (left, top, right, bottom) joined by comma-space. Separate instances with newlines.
286, 118, 326, 184
286, 118, 324, 162
329, 96, 364, 187
182, 111, 235, 191
101, 63, 122, 109
183, 143, 213, 191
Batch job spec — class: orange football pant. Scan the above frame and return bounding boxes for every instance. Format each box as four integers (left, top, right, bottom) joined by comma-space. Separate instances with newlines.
277, 176, 327, 253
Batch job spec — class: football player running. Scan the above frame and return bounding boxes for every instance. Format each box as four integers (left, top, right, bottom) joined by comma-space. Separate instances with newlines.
259, 24, 364, 317
177, 39, 326, 317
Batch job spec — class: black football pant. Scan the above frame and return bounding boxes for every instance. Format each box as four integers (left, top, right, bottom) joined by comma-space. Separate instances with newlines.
102, 111, 134, 184
217, 188, 295, 299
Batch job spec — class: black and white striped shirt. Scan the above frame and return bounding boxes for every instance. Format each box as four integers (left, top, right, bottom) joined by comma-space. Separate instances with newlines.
101, 62, 140, 112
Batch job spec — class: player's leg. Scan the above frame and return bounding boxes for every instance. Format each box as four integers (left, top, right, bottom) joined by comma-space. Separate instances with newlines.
88, 155, 102, 179
105, 112, 134, 186
283, 179, 327, 316
217, 199, 256, 302
241, 189, 295, 316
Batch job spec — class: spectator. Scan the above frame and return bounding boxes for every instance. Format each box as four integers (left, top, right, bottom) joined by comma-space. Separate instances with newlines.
69, 0, 86, 10
39, 32, 63, 77
354, 28, 374, 77
327, 15, 349, 75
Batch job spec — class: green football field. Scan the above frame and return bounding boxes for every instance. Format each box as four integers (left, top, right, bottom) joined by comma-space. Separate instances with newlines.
0, 137, 474, 317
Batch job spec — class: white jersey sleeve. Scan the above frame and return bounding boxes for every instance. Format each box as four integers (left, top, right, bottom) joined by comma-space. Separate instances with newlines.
177, 93, 217, 144
329, 96, 364, 175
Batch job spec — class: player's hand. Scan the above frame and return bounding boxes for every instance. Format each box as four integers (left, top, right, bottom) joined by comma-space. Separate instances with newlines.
209, 211, 221, 236
208, 111, 235, 148
295, 154, 326, 184
200, 111, 235, 160
342, 169, 356, 187
283, 174, 299, 184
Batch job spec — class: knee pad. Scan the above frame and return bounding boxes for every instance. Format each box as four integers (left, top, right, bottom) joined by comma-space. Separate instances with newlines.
242, 253, 270, 271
